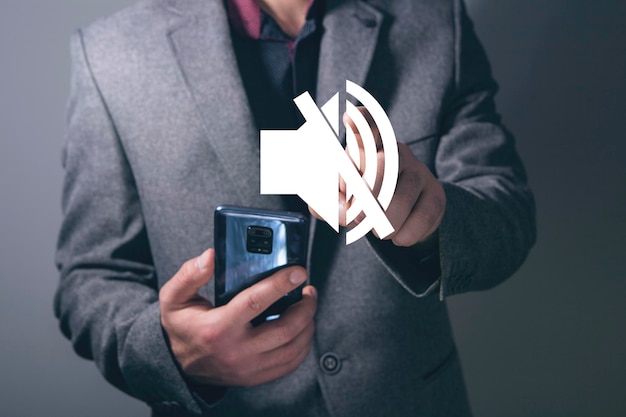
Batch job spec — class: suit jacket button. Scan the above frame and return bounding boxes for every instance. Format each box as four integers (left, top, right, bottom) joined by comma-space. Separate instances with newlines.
320, 352, 341, 375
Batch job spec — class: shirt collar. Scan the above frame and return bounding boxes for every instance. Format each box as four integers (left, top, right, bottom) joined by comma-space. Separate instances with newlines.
226, 0, 320, 40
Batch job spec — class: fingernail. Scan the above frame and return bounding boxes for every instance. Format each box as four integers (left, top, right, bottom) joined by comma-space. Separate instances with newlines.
196, 249, 211, 270
310, 286, 318, 300
289, 269, 307, 285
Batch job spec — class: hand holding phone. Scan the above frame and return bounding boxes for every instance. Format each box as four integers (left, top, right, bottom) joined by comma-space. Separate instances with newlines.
159, 248, 317, 387
214, 206, 309, 325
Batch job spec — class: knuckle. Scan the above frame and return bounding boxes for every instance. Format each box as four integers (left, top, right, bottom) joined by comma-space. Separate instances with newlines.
199, 324, 222, 345
399, 171, 424, 197
270, 275, 287, 294
246, 292, 263, 313
292, 302, 313, 325
394, 187, 416, 209
265, 351, 286, 371
414, 209, 438, 230
158, 286, 173, 306
177, 261, 197, 287
301, 337, 313, 358
277, 321, 298, 344
429, 201, 445, 225
413, 158, 428, 171
430, 188, 447, 215
267, 346, 295, 368
303, 321, 315, 341
392, 232, 417, 247
159, 314, 175, 334
220, 350, 240, 371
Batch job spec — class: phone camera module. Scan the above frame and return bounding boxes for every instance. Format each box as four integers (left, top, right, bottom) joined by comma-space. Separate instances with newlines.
247, 226, 273, 254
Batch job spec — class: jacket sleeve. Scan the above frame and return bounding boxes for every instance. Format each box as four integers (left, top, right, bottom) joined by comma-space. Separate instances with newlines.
370, 0, 536, 299
54, 30, 214, 416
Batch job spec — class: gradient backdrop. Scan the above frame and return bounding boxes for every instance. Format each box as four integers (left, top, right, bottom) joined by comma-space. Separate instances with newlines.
1, 0, 624, 416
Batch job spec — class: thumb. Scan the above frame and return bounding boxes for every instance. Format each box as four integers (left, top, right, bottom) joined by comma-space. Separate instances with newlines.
159, 248, 214, 310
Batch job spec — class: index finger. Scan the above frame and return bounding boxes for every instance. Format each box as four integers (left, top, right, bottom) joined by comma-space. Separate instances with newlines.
225, 266, 308, 325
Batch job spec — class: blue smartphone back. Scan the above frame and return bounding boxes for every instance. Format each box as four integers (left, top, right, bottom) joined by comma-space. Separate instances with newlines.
214, 206, 309, 325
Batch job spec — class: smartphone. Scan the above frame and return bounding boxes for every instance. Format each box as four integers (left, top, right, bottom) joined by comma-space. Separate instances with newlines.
214, 205, 309, 326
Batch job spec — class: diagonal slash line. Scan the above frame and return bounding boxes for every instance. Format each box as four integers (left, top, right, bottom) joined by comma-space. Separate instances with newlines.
293, 93, 394, 240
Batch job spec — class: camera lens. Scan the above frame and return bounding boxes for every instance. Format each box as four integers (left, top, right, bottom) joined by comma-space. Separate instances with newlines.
247, 226, 273, 254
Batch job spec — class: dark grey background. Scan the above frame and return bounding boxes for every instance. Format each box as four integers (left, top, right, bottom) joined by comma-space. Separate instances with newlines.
0, 0, 624, 416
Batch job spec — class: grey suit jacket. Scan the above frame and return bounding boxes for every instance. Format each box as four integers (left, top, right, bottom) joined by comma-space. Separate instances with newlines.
55, 0, 535, 416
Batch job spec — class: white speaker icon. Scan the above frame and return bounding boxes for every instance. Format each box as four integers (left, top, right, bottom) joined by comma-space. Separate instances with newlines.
260, 80, 399, 244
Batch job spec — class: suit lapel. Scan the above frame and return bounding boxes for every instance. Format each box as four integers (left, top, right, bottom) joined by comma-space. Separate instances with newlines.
165, 0, 267, 207
310, 0, 386, 274
161, 0, 386, 210
316, 0, 385, 106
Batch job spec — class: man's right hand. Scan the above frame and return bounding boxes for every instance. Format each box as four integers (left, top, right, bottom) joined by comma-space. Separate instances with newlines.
159, 249, 317, 387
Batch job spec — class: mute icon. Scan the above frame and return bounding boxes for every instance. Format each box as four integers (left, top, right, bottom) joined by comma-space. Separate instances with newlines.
260, 81, 399, 244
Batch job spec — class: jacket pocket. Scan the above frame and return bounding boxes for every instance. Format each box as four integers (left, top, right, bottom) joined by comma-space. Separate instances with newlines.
405, 132, 439, 146
405, 132, 439, 173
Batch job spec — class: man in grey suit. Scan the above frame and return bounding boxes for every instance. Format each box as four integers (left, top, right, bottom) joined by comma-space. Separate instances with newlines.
55, 0, 535, 416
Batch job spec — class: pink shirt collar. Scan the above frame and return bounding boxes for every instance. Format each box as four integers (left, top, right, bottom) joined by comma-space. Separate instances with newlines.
226, 0, 316, 39
226, 0, 262, 38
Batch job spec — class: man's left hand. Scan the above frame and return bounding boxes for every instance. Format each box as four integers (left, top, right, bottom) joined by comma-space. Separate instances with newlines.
310, 108, 446, 247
